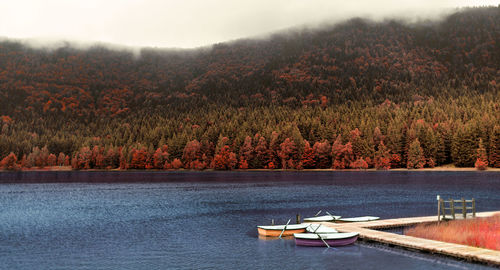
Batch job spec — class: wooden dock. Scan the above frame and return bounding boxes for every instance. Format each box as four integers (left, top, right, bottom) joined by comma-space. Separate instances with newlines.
318, 211, 500, 266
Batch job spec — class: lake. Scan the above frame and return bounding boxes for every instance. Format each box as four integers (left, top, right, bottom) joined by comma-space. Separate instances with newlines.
0, 171, 499, 270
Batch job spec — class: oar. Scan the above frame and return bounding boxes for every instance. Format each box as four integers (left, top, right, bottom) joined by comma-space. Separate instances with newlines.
306, 223, 330, 248
278, 219, 291, 239
326, 211, 337, 221
312, 223, 321, 233
316, 233, 330, 248
314, 210, 322, 216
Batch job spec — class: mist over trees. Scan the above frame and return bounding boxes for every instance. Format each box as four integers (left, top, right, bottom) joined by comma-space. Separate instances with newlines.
0, 7, 499, 171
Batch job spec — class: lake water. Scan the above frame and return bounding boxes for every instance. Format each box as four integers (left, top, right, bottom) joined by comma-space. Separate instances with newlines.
0, 171, 499, 270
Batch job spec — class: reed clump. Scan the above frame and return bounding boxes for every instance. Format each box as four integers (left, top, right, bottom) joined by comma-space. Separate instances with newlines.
405, 215, 500, 251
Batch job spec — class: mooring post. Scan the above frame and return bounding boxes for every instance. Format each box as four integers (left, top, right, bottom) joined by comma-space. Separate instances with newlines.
450, 198, 455, 219
271, 219, 275, 225
472, 198, 476, 218
437, 195, 441, 223
461, 198, 466, 219
296, 214, 301, 224
440, 199, 445, 220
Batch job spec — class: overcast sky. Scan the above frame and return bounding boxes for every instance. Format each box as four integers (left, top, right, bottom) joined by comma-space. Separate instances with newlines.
0, 0, 498, 48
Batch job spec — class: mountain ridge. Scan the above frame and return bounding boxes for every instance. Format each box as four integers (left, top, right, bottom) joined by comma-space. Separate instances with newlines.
0, 6, 499, 170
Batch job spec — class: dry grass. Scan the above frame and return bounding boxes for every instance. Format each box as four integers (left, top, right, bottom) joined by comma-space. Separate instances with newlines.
405, 215, 500, 251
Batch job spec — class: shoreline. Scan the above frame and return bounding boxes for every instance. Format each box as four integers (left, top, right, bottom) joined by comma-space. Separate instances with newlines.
2, 166, 500, 173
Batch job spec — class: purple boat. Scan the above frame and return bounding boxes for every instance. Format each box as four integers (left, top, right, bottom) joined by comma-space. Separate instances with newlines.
294, 232, 359, 247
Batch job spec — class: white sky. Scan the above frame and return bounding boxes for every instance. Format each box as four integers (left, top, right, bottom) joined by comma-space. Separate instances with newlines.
0, 0, 498, 48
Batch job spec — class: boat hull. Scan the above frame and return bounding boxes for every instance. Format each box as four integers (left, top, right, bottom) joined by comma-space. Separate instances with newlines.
334, 216, 380, 223
258, 228, 306, 237
295, 235, 358, 247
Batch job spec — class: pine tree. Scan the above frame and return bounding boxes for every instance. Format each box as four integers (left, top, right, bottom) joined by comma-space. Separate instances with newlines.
407, 139, 425, 169
489, 125, 500, 168
451, 124, 477, 167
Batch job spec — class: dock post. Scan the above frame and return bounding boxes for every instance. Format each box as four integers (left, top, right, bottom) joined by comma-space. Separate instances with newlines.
437, 195, 441, 223
450, 199, 455, 219
462, 198, 466, 219
296, 214, 301, 224
472, 198, 476, 218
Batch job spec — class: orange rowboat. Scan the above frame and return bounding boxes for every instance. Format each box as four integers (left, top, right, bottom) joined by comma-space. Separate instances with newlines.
257, 224, 310, 237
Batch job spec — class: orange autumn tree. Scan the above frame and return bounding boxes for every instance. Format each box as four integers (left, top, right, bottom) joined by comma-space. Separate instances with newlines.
278, 138, 298, 169
238, 136, 254, 169
153, 145, 170, 169
313, 140, 331, 169
374, 141, 391, 170
1, 152, 19, 170
213, 145, 237, 170
300, 140, 316, 169
474, 139, 488, 170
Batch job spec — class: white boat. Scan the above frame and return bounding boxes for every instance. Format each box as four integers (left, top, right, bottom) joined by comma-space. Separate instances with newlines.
303, 215, 341, 222
306, 224, 338, 233
294, 232, 359, 247
335, 216, 380, 223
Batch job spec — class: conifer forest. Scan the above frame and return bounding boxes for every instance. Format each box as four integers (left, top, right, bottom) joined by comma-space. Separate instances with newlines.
0, 7, 499, 171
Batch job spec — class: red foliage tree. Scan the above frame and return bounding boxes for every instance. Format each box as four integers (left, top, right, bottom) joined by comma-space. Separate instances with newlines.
57, 153, 66, 166
238, 158, 249, 169
313, 140, 331, 168
1, 152, 19, 170
350, 157, 368, 170
239, 136, 254, 168
213, 145, 237, 170
183, 140, 202, 169
171, 158, 183, 169
119, 147, 128, 169
47, 154, 57, 167
254, 135, 269, 168
475, 139, 488, 170
153, 145, 170, 169
73, 147, 92, 170
320, 95, 328, 109
268, 131, 280, 168
374, 141, 391, 170
278, 138, 297, 169
129, 146, 150, 169
300, 140, 316, 169
331, 135, 354, 169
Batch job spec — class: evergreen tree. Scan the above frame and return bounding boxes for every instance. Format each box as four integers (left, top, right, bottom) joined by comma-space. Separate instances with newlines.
451, 124, 477, 167
489, 125, 500, 168
407, 139, 425, 169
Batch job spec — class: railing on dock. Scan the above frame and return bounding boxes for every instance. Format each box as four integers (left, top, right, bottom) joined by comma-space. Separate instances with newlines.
437, 195, 475, 222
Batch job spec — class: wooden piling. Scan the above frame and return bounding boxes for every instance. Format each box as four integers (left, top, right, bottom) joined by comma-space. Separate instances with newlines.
437, 198, 441, 223
461, 198, 466, 218
472, 198, 476, 217
450, 198, 455, 219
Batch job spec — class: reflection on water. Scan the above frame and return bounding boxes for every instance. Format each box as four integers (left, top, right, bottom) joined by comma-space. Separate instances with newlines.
0, 171, 498, 270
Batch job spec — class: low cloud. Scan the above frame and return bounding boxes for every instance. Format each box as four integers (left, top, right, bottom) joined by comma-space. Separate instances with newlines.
0, 0, 498, 49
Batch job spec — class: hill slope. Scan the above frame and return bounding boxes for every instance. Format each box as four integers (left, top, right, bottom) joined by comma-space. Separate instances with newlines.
0, 7, 499, 170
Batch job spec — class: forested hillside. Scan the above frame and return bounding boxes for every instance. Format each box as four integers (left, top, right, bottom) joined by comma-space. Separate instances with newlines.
0, 7, 499, 170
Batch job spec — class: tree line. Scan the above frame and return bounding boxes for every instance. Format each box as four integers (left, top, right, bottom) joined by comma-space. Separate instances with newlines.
0, 7, 499, 171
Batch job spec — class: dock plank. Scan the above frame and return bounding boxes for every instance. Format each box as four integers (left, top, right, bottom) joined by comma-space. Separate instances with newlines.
316, 211, 500, 265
